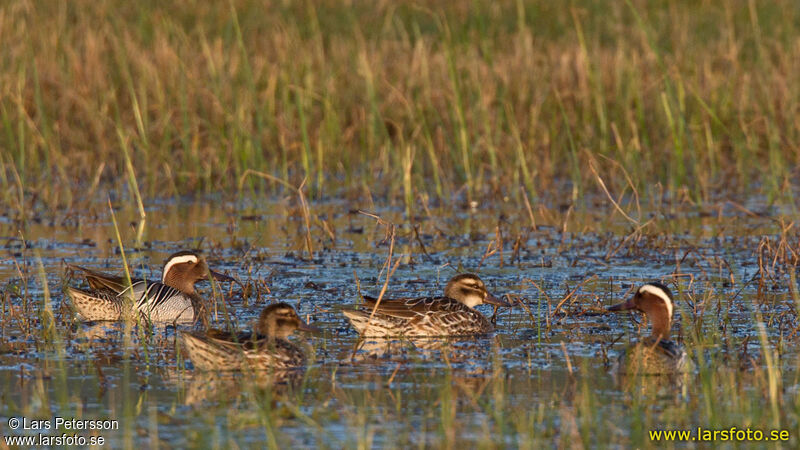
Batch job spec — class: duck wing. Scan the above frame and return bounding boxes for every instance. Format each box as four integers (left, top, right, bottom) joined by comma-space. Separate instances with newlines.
361, 295, 469, 319
655, 339, 685, 360
67, 263, 144, 293
201, 333, 305, 366
202, 330, 258, 347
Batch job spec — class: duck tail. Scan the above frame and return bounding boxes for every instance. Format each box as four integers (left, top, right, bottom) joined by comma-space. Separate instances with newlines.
66, 287, 123, 321
342, 308, 395, 337
179, 332, 235, 371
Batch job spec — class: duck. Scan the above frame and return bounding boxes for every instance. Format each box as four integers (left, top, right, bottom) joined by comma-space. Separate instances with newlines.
66, 251, 237, 324
606, 282, 689, 374
343, 273, 511, 337
179, 302, 318, 371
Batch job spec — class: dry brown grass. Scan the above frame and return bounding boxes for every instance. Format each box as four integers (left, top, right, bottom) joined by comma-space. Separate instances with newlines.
1, 0, 799, 211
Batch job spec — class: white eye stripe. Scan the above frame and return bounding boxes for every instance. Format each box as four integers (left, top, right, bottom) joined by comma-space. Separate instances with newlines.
639, 284, 673, 318
162, 255, 199, 281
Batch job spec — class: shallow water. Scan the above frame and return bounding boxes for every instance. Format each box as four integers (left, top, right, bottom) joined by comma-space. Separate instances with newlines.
1, 195, 799, 447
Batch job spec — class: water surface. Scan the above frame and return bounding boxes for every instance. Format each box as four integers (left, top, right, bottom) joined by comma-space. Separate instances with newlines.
1, 195, 798, 447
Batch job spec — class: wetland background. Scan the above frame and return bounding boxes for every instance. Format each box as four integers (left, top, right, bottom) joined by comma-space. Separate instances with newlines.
3, 0, 800, 447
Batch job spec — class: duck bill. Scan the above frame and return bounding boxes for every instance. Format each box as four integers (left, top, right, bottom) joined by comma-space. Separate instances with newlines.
297, 320, 322, 334
483, 292, 513, 307
607, 297, 636, 312
206, 269, 240, 286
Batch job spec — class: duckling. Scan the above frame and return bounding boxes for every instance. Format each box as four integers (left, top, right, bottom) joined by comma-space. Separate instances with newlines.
343, 273, 511, 337
606, 282, 689, 375
180, 302, 318, 371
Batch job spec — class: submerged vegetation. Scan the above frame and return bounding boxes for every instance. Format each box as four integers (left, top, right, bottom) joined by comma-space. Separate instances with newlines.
4, 199, 800, 447
1, 0, 800, 210
3, 0, 800, 448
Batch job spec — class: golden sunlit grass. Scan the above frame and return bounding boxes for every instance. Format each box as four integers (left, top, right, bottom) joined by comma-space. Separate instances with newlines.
3, 1, 800, 446
1, 0, 799, 212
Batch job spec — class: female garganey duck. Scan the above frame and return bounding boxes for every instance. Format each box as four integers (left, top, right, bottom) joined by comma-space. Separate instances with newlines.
180, 302, 318, 371
606, 282, 689, 374
66, 251, 237, 324
343, 273, 511, 337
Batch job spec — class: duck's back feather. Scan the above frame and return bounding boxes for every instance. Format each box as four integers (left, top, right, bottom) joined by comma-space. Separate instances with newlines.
180, 331, 305, 371
345, 296, 492, 337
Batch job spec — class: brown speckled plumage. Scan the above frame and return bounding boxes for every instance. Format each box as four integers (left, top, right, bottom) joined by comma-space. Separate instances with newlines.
180, 302, 318, 371
343, 274, 511, 337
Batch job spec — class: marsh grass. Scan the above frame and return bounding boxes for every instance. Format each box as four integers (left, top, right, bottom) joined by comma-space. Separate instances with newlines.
3, 0, 800, 438
3, 201, 798, 448
5, 230, 800, 449
1, 1, 799, 212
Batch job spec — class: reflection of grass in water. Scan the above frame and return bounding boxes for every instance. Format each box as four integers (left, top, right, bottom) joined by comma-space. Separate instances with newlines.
2, 317, 799, 447
1, 1, 799, 210
4, 200, 800, 445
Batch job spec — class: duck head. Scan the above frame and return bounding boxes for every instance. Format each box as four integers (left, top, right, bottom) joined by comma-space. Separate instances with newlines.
161, 251, 237, 293
607, 282, 675, 341
444, 273, 511, 309
255, 302, 320, 339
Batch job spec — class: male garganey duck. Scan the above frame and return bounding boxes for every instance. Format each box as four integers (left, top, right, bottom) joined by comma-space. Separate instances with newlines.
606, 282, 689, 374
66, 251, 237, 324
180, 302, 318, 370
343, 273, 511, 337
